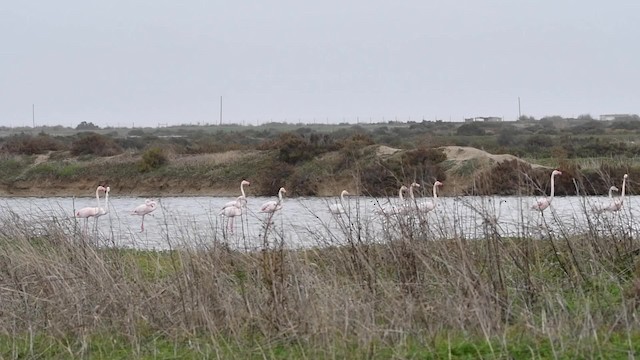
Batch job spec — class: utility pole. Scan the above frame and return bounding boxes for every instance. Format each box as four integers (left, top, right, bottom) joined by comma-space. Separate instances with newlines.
219, 96, 223, 125
518, 97, 521, 120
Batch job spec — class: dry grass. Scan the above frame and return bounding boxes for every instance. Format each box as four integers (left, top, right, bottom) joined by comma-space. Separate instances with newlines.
0, 199, 639, 357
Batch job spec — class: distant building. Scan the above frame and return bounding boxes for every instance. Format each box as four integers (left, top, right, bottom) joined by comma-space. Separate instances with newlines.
599, 114, 638, 121
474, 116, 503, 122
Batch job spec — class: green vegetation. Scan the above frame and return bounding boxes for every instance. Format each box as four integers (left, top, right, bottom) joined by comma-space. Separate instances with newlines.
0, 114, 640, 196
3, 114, 640, 160
138, 147, 168, 172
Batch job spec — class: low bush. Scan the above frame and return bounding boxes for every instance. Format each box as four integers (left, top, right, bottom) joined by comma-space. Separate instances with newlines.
0, 133, 66, 155
71, 133, 123, 157
138, 147, 168, 172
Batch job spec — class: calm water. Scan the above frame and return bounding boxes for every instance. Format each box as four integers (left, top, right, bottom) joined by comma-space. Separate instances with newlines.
0, 194, 638, 250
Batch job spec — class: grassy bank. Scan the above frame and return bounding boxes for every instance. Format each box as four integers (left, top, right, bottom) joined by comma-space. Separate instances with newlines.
2, 144, 638, 199
1, 201, 640, 358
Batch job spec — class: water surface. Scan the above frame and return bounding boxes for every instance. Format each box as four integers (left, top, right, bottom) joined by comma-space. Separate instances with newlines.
1, 194, 637, 250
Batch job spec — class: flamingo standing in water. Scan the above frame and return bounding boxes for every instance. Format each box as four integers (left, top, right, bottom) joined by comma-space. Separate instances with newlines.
220, 180, 251, 232
408, 182, 420, 201
399, 182, 421, 214
593, 185, 619, 214
222, 180, 250, 210
532, 170, 562, 211
611, 174, 629, 212
132, 198, 157, 232
75, 185, 107, 231
329, 190, 349, 215
417, 180, 443, 213
377, 185, 408, 215
260, 187, 286, 213
95, 186, 110, 218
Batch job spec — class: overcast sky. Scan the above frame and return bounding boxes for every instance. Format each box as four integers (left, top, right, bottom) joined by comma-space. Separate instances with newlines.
2, 1, 639, 128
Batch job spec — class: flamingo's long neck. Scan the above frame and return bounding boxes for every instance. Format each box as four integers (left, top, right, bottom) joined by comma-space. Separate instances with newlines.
432, 183, 439, 204
398, 188, 405, 201
609, 188, 614, 198
104, 189, 110, 212
409, 186, 416, 200
340, 192, 346, 204
621, 177, 627, 201
240, 182, 246, 198
278, 189, 284, 203
549, 173, 557, 203
95, 187, 101, 208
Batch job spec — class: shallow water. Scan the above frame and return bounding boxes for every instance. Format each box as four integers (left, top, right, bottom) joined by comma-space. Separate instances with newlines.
0, 194, 638, 250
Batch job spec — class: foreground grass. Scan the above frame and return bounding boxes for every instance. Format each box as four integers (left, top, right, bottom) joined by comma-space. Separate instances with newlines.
1, 206, 640, 358
3, 332, 640, 359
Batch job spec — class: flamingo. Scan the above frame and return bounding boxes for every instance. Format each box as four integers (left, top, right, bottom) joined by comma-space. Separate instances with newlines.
408, 182, 420, 201
592, 186, 619, 214
416, 180, 443, 213
532, 170, 562, 211
95, 186, 110, 218
75, 185, 106, 231
611, 174, 629, 211
132, 198, 157, 232
401, 182, 421, 214
399, 185, 407, 202
220, 180, 251, 232
329, 190, 349, 215
377, 185, 408, 215
260, 187, 286, 213
222, 179, 250, 209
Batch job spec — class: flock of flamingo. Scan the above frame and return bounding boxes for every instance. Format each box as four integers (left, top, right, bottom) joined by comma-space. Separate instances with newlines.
72, 170, 630, 234
530, 170, 629, 214
74, 180, 289, 233
75, 185, 158, 232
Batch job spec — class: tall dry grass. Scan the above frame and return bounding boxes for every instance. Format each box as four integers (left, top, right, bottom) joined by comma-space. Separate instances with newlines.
0, 190, 639, 356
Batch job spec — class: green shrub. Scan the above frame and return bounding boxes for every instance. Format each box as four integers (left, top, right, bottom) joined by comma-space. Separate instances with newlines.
57, 163, 83, 178
456, 122, 486, 136
1, 134, 66, 155
255, 159, 294, 195
0, 157, 27, 174
71, 133, 123, 156
24, 163, 56, 178
277, 133, 315, 164
138, 147, 168, 172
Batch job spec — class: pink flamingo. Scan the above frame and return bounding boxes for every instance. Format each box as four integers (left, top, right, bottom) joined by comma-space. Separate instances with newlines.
377, 185, 408, 215
593, 185, 619, 213
220, 180, 251, 232
132, 198, 157, 232
329, 190, 349, 215
260, 187, 286, 213
532, 170, 562, 211
408, 182, 420, 200
416, 181, 443, 213
222, 180, 251, 209
75, 185, 107, 231
95, 186, 110, 218
400, 182, 421, 214
611, 174, 629, 212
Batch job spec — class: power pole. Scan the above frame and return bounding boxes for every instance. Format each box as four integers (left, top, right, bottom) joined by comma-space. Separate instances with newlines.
219, 96, 223, 125
518, 97, 521, 120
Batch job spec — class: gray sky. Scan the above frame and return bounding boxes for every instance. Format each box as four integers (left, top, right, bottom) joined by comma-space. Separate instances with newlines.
2, 1, 639, 128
